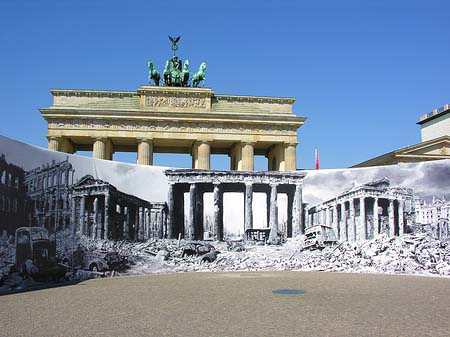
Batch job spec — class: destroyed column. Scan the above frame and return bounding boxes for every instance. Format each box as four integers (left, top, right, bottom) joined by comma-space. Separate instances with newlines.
341, 202, 347, 240
360, 197, 366, 240
167, 183, 174, 239
79, 196, 86, 236
388, 199, 394, 237
157, 209, 164, 239
373, 197, 379, 237
348, 199, 355, 242
213, 183, 223, 241
332, 204, 338, 238
134, 207, 139, 241
189, 183, 196, 240
398, 201, 404, 236
268, 183, 278, 243
292, 183, 303, 235
93, 197, 98, 239
138, 206, 144, 241
244, 182, 253, 232
104, 194, 110, 239
70, 197, 76, 238
123, 206, 129, 240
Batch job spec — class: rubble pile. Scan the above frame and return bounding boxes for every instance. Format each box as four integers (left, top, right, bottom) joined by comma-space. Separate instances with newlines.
1, 231, 449, 294
108, 233, 450, 276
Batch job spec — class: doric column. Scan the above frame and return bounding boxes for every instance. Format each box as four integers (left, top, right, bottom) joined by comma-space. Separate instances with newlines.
103, 195, 110, 239
123, 206, 129, 240
268, 184, 278, 243
348, 200, 355, 242
241, 143, 254, 171
388, 199, 394, 237
341, 202, 347, 240
213, 183, 223, 241
167, 183, 174, 239
93, 197, 98, 239
284, 143, 297, 171
332, 204, 338, 237
155, 209, 162, 239
373, 197, 379, 237
60, 138, 74, 154
230, 143, 242, 171
79, 196, 86, 236
138, 206, 144, 241
292, 183, 303, 235
244, 183, 253, 232
398, 200, 404, 236
188, 184, 196, 240
192, 141, 210, 169
93, 138, 113, 160
145, 208, 150, 239
360, 197, 366, 241
267, 144, 285, 171
71, 197, 76, 237
47, 137, 61, 151
137, 138, 153, 166
133, 207, 139, 241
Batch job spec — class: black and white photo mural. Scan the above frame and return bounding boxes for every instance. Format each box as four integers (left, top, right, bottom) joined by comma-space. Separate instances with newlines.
1, 134, 450, 294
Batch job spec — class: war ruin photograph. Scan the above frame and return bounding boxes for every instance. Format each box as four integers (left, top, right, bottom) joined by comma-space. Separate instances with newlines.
1, 1, 450, 336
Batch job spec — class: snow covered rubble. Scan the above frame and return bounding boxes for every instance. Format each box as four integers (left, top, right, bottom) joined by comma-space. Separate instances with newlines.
76, 232, 450, 277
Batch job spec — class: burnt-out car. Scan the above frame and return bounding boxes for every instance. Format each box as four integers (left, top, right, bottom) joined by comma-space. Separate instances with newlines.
62, 248, 128, 272
15, 227, 55, 272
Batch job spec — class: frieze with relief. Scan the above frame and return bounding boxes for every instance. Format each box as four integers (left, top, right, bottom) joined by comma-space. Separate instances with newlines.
48, 119, 297, 136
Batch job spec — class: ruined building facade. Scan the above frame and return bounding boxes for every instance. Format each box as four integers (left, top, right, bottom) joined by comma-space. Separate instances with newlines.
0, 154, 26, 235
415, 197, 450, 225
306, 179, 414, 242
165, 169, 306, 242
24, 158, 75, 233
71, 175, 167, 241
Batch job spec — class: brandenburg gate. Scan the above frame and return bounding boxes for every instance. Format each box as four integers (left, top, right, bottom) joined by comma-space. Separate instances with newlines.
40, 37, 305, 171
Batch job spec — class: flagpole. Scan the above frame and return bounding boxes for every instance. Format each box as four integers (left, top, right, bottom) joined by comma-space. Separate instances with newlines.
315, 148, 320, 170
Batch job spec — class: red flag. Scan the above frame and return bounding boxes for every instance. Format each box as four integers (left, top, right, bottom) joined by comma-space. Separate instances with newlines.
315, 148, 320, 170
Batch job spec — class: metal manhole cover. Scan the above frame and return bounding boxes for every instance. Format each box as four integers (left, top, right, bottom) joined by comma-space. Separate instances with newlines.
272, 289, 305, 295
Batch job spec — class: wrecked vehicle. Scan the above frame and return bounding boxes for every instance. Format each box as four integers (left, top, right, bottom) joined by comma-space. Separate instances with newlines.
14, 227, 65, 281
62, 248, 128, 272
181, 242, 215, 257
303, 225, 338, 250
15, 227, 55, 272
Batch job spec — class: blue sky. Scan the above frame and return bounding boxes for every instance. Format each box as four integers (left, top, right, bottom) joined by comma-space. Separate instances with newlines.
1, 0, 449, 170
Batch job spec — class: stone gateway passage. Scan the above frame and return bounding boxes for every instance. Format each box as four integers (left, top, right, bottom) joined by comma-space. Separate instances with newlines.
41, 86, 305, 171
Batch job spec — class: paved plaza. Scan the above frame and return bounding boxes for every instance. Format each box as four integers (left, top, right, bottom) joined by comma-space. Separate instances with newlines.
1, 271, 450, 337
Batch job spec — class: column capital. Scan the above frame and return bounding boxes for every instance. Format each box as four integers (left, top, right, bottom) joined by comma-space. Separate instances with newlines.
137, 137, 153, 143
92, 136, 111, 142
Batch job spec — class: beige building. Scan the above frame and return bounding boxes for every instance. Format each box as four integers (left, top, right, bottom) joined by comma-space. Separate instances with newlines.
353, 104, 450, 167
41, 86, 305, 171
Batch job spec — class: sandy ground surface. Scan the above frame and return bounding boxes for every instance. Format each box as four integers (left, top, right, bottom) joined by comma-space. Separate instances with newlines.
1, 271, 450, 337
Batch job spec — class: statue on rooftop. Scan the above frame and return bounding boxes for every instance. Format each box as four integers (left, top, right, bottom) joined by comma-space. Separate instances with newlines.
147, 60, 160, 86
192, 62, 207, 88
147, 35, 207, 87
